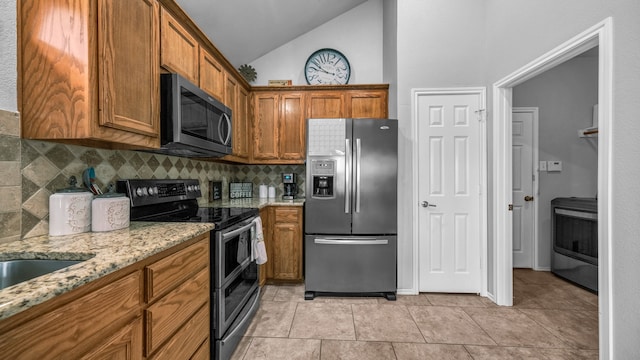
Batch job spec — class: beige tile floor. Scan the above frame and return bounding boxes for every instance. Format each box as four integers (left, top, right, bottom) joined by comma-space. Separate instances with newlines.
231, 269, 598, 359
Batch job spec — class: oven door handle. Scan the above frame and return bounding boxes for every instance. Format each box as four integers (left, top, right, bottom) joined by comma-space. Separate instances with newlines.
221, 218, 256, 241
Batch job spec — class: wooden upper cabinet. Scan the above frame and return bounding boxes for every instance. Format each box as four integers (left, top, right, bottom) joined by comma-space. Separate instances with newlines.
98, 0, 160, 138
279, 93, 305, 160
252, 93, 280, 160
160, 7, 199, 84
345, 90, 388, 118
199, 48, 225, 101
307, 92, 345, 119
19, 0, 159, 149
225, 75, 238, 112
234, 86, 251, 159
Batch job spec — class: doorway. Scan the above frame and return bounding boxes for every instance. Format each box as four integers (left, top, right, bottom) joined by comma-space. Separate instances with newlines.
492, 18, 612, 357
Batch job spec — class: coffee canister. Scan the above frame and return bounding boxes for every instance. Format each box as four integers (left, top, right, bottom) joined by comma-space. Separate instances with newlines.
49, 177, 93, 236
92, 193, 130, 232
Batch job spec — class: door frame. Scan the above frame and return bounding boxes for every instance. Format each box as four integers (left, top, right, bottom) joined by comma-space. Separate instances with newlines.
411, 87, 488, 297
512, 107, 540, 270
492, 18, 612, 357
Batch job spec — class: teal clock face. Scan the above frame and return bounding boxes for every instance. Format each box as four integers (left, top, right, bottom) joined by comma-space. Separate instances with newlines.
304, 48, 351, 85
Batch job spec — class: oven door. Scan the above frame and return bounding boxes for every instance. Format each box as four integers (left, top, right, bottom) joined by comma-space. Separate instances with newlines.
553, 208, 598, 265
214, 260, 258, 338
215, 218, 256, 288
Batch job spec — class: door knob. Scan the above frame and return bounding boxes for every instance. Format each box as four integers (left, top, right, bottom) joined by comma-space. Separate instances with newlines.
421, 201, 436, 208
524, 195, 534, 201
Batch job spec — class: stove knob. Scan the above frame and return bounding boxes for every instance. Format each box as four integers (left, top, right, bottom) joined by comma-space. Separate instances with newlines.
153, 186, 158, 195
187, 185, 194, 192
136, 187, 144, 197
194, 185, 200, 191
142, 187, 149, 196
147, 187, 155, 196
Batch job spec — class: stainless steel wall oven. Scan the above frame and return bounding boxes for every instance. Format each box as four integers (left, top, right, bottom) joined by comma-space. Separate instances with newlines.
551, 197, 598, 292
118, 179, 259, 360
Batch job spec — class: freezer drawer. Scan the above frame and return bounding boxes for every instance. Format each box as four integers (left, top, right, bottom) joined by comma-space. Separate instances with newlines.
304, 235, 397, 299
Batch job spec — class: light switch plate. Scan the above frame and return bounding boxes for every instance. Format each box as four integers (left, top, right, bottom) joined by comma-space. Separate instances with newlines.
539, 161, 547, 171
548, 161, 562, 172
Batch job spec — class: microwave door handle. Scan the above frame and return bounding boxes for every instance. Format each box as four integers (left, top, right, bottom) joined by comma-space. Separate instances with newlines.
217, 113, 231, 145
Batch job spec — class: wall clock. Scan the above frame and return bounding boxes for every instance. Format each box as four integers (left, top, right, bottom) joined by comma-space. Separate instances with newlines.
304, 48, 351, 85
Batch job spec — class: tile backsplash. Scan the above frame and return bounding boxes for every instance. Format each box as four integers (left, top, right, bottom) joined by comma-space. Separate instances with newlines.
0, 109, 305, 243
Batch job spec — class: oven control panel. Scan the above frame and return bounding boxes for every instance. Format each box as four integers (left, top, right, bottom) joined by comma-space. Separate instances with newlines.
116, 179, 201, 207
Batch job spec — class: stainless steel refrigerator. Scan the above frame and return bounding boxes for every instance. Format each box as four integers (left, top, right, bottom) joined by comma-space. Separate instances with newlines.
304, 118, 397, 300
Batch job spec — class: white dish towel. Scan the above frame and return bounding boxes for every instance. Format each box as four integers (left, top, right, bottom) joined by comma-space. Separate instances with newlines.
252, 216, 268, 265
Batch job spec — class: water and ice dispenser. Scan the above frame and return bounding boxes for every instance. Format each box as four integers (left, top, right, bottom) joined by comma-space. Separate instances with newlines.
310, 159, 335, 198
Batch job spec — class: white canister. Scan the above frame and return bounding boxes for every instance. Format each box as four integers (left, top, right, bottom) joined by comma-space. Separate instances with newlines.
49, 189, 93, 236
91, 194, 130, 232
268, 186, 276, 198
259, 184, 268, 198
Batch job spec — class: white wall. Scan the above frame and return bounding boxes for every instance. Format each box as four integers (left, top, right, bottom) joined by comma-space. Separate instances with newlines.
0, 0, 17, 111
513, 55, 598, 270
396, 0, 487, 292
249, 0, 383, 85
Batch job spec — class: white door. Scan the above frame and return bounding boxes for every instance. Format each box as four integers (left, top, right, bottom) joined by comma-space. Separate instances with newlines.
512, 108, 538, 268
417, 91, 483, 293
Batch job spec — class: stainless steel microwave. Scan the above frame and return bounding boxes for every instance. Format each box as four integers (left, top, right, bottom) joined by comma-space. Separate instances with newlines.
158, 73, 232, 157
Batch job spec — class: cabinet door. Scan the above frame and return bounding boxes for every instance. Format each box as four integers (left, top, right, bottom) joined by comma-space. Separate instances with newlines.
253, 93, 280, 160
98, 0, 160, 137
346, 90, 388, 118
279, 93, 305, 160
81, 317, 143, 360
225, 75, 238, 116
234, 86, 251, 159
160, 7, 199, 84
199, 48, 225, 101
307, 91, 345, 118
272, 207, 303, 281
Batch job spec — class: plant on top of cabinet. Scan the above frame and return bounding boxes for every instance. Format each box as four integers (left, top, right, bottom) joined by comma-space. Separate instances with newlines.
19, 0, 160, 150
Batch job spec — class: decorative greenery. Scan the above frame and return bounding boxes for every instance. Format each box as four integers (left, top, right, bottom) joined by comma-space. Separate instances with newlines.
238, 64, 257, 83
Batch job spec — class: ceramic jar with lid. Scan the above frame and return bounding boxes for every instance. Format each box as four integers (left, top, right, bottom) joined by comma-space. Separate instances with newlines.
91, 193, 130, 232
49, 176, 93, 236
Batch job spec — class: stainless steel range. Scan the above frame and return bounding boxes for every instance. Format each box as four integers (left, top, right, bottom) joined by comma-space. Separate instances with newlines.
117, 179, 260, 360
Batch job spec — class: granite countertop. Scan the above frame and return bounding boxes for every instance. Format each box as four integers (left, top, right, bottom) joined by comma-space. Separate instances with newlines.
0, 222, 214, 321
205, 197, 305, 209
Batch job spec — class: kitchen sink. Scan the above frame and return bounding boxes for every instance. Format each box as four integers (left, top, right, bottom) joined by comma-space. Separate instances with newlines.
0, 259, 88, 291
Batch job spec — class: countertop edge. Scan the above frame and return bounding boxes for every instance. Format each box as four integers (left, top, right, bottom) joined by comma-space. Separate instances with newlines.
0, 222, 214, 321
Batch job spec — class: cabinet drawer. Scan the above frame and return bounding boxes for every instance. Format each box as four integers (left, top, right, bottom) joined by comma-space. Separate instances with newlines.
145, 267, 209, 355
145, 234, 209, 302
0, 271, 140, 359
274, 207, 301, 223
149, 304, 209, 360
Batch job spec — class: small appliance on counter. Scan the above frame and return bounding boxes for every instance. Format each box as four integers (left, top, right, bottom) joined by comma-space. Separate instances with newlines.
282, 173, 297, 200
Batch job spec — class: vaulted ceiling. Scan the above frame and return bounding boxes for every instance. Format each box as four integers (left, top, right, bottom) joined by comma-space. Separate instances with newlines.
175, 0, 368, 68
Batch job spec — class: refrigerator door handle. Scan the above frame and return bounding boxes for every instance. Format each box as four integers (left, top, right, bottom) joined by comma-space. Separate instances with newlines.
355, 138, 362, 213
345, 138, 351, 213
314, 238, 389, 245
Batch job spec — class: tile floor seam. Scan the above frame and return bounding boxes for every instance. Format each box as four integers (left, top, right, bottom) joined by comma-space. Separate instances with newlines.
459, 306, 502, 347
512, 307, 575, 350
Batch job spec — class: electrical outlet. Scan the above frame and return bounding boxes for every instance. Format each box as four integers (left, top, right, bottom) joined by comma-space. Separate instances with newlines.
548, 161, 562, 172
539, 161, 547, 171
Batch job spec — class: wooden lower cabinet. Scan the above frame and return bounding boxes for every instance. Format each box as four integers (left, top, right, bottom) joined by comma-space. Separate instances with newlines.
270, 206, 303, 282
259, 206, 304, 284
0, 233, 210, 360
81, 317, 143, 360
